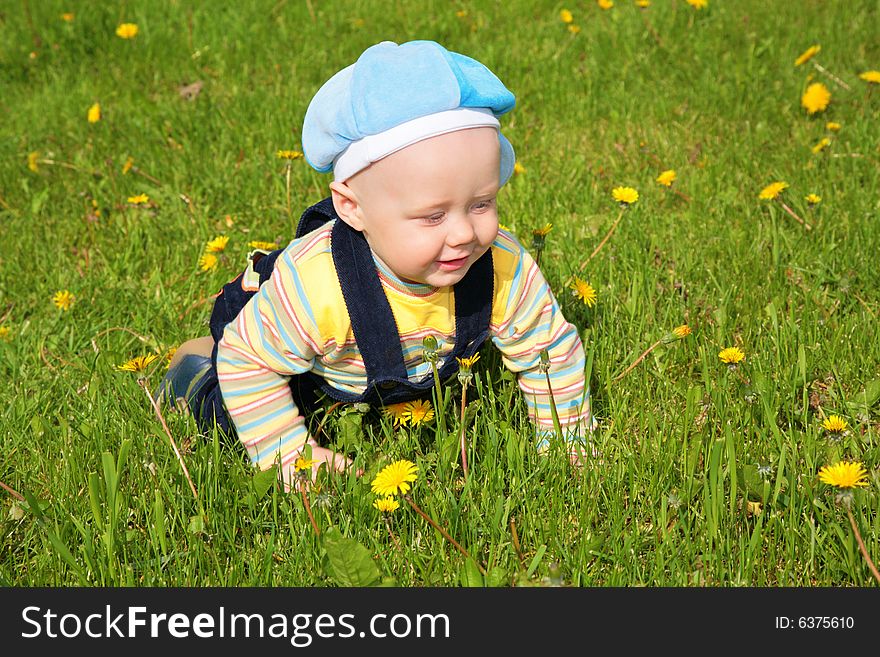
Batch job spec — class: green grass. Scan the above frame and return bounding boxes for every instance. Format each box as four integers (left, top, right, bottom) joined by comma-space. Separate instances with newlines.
1, 0, 879, 587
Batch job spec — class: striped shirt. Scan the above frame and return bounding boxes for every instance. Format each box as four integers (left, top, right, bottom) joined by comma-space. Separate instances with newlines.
216, 225, 593, 472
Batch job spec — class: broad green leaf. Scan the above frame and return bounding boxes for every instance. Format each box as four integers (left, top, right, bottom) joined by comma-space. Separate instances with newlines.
322, 526, 381, 587
336, 411, 365, 451
460, 558, 483, 587
188, 514, 206, 535
252, 465, 278, 500
845, 379, 880, 414
486, 566, 508, 587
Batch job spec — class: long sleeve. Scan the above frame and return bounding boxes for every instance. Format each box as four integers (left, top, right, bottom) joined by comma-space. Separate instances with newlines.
490, 232, 593, 447
215, 248, 323, 473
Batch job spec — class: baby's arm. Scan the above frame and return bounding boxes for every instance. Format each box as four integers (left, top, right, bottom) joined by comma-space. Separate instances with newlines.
491, 237, 593, 458
215, 264, 349, 489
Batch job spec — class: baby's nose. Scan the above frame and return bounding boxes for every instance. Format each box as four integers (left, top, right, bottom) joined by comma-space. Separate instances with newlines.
446, 214, 476, 246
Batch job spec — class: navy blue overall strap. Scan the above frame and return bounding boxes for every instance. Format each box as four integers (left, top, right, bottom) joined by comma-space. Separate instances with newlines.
248, 197, 493, 405
326, 208, 494, 404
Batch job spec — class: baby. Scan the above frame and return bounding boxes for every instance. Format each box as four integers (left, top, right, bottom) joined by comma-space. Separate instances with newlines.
159, 40, 594, 489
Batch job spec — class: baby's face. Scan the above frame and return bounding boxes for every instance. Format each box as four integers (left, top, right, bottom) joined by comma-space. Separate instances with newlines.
345, 127, 500, 287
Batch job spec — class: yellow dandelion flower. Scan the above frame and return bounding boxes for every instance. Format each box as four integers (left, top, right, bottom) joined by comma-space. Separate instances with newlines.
164, 347, 177, 368
205, 235, 229, 253
859, 71, 880, 84
276, 150, 303, 160
656, 169, 676, 187
794, 45, 820, 67
568, 24, 581, 34
52, 290, 75, 311
818, 461, 869, 489
686, 0, 707, 8
122, 156, 134, 175
826, 121, 841, 132
673, 324, 691, 339
597, 0, 613, 9
27, 151, 40, 173
805, 193, 822, 205
718, 347, 745, 365
115, 23, 138, 39
248, 240, 279, 250
87, 102, 101, 124
456, 353, 481, 371
294, 455, 319, 472
570, 277, 598, 308
0, 325, 10, 340
612, 186, 639, 205
383, 402, 410, 427
822, 415, 848, 434
636, 0, 651, 8
811, 137, 831, 154
198, 253, 219, 272
401, 400, 435, 427
373, 496, 400, 513
61, 13, 75, 22
127, 193, 149, 205
370, 459, 419, 497
559, 9, 573, 23
801, 82, 831, 114
116, 354, 159, 374
513, 162, 526, 175
532, 223, 553, 237
456, 10, 468, 18
758, 181, 788, 201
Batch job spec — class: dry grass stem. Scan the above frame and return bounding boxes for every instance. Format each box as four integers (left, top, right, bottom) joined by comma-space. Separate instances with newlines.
404, 496, 485, 575
0, 480, 25, 502
138, 379, 200, 503
612, 339, 662, 384
847, 506, 880, 585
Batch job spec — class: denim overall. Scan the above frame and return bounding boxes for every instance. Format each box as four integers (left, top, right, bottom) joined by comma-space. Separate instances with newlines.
171, 198, 493, 437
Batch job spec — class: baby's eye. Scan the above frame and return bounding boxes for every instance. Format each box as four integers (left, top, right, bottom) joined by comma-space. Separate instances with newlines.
471, 198, 496, 212
422, 213, 445, 225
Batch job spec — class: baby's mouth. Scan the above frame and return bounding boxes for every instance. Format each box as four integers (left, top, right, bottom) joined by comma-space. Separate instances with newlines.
436, 255, 470, 271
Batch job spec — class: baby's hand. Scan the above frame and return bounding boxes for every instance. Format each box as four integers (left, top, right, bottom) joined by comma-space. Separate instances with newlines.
284, 445, 363, 492
310, 445, 358, 478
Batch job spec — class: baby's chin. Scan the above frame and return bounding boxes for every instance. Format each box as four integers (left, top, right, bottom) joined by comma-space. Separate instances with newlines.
420, 264, 474, 288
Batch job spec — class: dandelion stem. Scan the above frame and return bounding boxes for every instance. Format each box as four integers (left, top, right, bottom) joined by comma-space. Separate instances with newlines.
543, 366, 564, 440
384, 516, 402, 552
0, 480, 25, 502
38, 159, 102, 178
777, 200, 812, 231
846, 506, 880, 585
131, 166, 163, 186
300, 486, 320, 537
430, 361, 447, 437
459, 379, 470, 482
509, 516, 526, 571
285, 161, 293, 227
612, 339, 662, 384
577, 208, 624, 273
404, 496, 485, 575
138, 379, 200, 505
314, 401, 344, 443
812, 61, 852, 91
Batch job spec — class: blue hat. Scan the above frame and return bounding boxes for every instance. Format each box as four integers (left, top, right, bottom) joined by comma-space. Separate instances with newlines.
303, 40, 516, 185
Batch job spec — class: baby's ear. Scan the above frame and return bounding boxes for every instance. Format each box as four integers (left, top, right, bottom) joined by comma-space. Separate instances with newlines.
329, 181, 365, 232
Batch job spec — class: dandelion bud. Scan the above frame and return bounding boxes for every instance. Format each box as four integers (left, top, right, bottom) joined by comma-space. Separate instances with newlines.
539, 349, 551, 373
